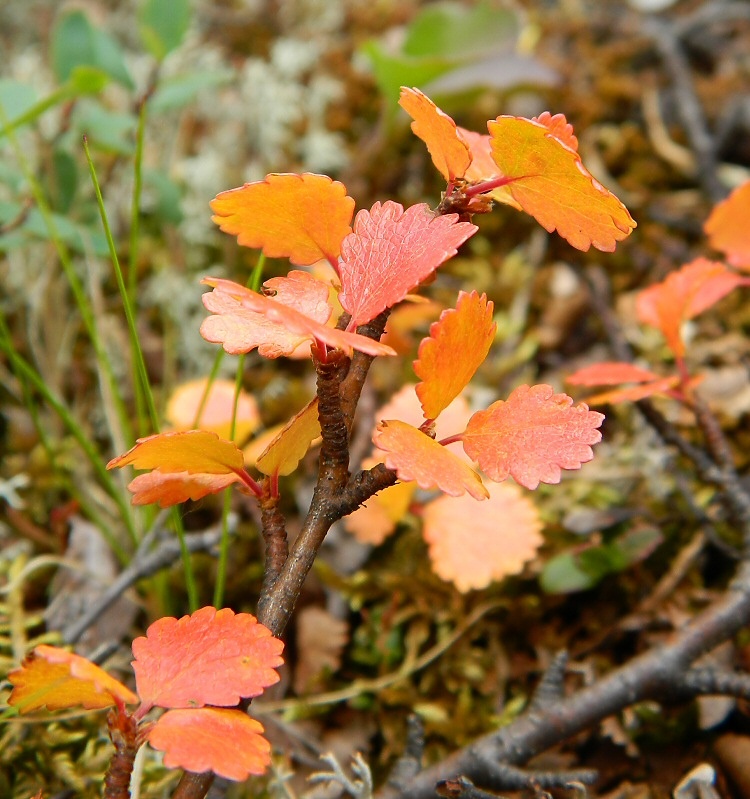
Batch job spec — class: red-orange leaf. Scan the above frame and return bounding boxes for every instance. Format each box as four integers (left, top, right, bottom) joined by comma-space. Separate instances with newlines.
414, 291, 495, 419
399, 87, 472, 182
132, 606, 283, 712
488, 115, 636, 252
107, 430, 244, 476
8, 644, 137, 713
338, 201, 477, 328
210, 173, 354, 266
125, 471, 242, 507
373, 420, 487, 500
201, 271, 332, 358
566, 362, 663, 386
636, 258, 746, 359
255, 398, 321, 477
462, 384, 604, 490
704, 179, 750, 270
147, 708, 270, 780
423, 482, 543, 593
201, 277, 396, 358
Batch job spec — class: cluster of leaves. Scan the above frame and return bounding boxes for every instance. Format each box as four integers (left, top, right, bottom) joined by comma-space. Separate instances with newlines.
7, 608, 284, 782
108, 88, 632, 529
6, 84, 638, 790
567, 179, 750, 404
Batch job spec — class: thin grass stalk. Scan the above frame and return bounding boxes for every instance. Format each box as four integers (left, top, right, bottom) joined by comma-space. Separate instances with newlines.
0, 318, 133, 559
0, 102, 134, 460
129, 99, 149, 436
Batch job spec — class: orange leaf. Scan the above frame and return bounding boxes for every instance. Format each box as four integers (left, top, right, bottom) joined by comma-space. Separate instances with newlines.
125, 471, 242, 507
566, 362, 663, 386
147, 707, 270, 780
166, 378, 260, 444
488, 115, 636, 252
256, 398, 321, 476
201, 277, 397, 358
636, 258, 746, 359
373, 420, 488, 500
704, 179, 750, 270
423, 481, 543, 592
210, 173, 354, 266
132, 607, 283, 712
8, 644, 137, 713
414, 291, 495, 419
107, 430, 245, 476
201, 271, 332, 358
462, 384, 604, 490
338, 201, 477, 328
399, 87, 472, 182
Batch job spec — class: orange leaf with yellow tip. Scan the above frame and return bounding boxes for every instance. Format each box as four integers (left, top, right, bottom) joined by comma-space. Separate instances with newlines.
166, 378, 260, 444
256, 398, 321, 477
125, 471, 242, 507
414, 290, 495, 419
373, 420, 487, 500
399, 87, 471, 182
201, 277, 397, 358
704, 179, 750, 270
338, 201, 477, 328
462, 384, 604, 490
201, 271, 332, 359
7, 644, 137, 713
636, 258, 746, 359
210, 173, 354, 266
108, 430, 245, 476
423, 481, 543, 593
132, 607, 283, 712
147, 707, 270, 780
488, 115, 636, 252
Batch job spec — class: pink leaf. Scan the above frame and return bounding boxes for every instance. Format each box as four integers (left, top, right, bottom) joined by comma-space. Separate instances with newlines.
201, 278, 396, 358
462, 384, 604, 490
423, 482, 543, 593
338, 201, 477, 328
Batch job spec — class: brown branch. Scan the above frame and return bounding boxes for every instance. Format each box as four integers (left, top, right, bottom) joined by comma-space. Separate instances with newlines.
257, 479, 288, 602
376, 560, 750, 798
172, 320, 395, 799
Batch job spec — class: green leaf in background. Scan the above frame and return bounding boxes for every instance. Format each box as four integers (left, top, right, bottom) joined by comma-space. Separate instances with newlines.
0, 80, 38, 124
48, 149, 79, 214
138, 0, 192, 61
143, 168, 184, 224
0, 208, 108, 256
67, 66, 110, 96
402, 1, 518, 59
359, 41, 452, 119
73, 100, 137, 155
149, 69, 233, 113
51, 10, 134, 89
540, 526, 663, 595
